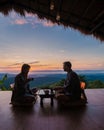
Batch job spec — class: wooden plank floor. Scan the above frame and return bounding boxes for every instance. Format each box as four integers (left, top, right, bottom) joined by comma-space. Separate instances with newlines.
0, 89, 104, 130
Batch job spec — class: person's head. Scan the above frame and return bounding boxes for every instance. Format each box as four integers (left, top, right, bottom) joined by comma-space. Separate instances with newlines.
63, 61, 72, 72
21, 64, 30, 74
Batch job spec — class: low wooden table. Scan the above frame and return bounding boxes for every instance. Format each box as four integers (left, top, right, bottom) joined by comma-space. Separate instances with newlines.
38, 89, 55, 107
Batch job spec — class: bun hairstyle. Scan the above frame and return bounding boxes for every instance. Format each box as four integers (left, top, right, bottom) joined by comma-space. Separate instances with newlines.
21, 64, 30, 72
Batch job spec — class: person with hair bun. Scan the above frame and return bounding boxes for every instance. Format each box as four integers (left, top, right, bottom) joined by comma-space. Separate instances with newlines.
11, 64, 36, 105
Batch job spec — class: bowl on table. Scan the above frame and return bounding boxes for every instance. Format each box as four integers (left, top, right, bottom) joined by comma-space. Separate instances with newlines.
44, 89, 49, 95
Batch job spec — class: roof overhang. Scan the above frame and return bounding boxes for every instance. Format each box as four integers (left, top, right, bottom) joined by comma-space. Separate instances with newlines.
0, 0, 104, 41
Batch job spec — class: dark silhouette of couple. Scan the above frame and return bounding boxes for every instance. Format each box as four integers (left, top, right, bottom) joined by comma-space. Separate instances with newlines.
11, 61, 87, 107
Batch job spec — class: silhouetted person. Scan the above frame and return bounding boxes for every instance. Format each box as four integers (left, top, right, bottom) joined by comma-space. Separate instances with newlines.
56, 61, 81, 103
63, 61, 81, 100
11, 64, 36, 104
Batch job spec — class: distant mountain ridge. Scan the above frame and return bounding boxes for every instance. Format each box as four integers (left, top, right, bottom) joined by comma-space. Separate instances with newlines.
0, 70, 104, 89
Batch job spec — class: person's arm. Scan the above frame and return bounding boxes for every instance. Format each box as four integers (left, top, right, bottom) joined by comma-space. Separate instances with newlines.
16, 76, 34, 87
64, 73, 72, 92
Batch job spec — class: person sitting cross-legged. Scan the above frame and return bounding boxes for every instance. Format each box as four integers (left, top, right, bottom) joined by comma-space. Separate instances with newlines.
55, 61, 87, 107
11, 64, 37, 106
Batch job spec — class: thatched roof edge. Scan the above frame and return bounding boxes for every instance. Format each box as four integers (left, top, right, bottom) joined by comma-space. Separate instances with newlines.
0, 3, 104, 42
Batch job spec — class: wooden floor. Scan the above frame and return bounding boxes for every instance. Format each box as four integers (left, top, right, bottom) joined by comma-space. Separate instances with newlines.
0, 89, 104, 130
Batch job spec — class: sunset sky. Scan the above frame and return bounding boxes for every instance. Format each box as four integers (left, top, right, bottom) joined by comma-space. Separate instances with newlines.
0, 11, 104, 73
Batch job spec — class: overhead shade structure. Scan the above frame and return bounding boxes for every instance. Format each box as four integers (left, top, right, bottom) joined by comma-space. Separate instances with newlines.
0, 0, 104, 41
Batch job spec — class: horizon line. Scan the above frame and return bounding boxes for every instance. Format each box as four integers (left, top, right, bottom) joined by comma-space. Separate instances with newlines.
0, 69, 104, 74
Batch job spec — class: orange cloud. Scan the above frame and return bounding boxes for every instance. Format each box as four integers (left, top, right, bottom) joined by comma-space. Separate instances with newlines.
42, 21, 55, 27
25, 12, 36, 17
14, 19, 27, 25
10, 11, 55, 27
25, 12, 55, 27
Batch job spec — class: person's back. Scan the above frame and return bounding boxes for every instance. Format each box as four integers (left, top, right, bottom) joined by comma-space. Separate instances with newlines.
12, 73, 26, 102
67, 70, 81, 100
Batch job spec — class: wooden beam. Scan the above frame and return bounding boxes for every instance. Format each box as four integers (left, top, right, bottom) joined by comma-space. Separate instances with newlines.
92, 10, 104, 23
81, 0, 95, 18
90, 20, 104, 33
77, 0, 95, 24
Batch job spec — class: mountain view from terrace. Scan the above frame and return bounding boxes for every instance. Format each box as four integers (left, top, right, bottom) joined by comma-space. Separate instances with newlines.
0, 10, 104, 90
1, 70, 104, 89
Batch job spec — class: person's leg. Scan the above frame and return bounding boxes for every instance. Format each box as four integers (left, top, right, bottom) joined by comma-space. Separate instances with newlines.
24, 93, 36, 103
56, 94, 70, 105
